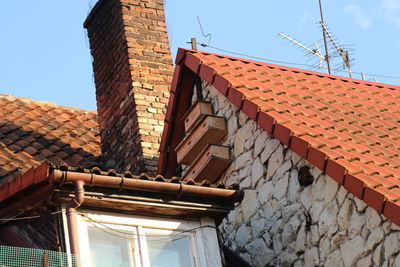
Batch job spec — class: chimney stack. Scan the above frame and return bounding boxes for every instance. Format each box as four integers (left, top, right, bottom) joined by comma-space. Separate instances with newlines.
84, 0, 173, 174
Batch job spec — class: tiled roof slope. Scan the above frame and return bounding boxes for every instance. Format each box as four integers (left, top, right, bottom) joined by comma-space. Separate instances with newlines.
172, 49, 400, 223
0, 94, 101, 181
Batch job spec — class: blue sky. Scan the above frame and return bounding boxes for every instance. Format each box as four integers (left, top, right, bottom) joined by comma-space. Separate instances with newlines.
1, 0, 399, 110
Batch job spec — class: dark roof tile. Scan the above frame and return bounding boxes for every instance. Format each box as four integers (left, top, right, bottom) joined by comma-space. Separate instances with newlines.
0, 95, 102, 180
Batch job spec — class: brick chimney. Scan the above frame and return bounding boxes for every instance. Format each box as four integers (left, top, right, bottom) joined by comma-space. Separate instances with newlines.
84, 0, 173, 174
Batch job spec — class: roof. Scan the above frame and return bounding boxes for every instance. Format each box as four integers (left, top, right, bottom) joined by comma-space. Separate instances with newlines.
0, 93, 242, 222
159, 48, 400, 225
0, 94, 102, 181
0, 163, 243, 222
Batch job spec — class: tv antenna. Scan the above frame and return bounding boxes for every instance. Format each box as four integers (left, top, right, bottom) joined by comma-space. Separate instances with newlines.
278, 32, 326, 70
278, 0, 354, 77
318, 0, 331, 74
320, 22, 352, 77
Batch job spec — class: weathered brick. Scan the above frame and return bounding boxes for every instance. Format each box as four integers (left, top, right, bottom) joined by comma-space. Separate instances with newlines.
85, 0, 172, 175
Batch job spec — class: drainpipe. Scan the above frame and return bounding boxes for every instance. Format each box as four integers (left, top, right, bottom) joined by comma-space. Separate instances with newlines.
66, 180, 84, 266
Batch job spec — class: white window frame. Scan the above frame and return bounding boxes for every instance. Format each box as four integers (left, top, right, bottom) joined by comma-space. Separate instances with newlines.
72, 209, 223, 267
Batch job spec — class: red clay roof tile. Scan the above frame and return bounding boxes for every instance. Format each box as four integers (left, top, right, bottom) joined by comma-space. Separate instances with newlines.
162, 49, 400, 225
0, 95, 102, 180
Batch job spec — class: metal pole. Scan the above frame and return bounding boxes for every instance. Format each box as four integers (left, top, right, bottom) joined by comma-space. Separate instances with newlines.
318, 0, 331, 74
66, 180, 85, 267
42, 251, 49, 267
345, 51, 352, 78
191, 38, 197, 50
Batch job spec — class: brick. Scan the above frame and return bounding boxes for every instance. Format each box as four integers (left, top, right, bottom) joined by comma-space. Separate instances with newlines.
213, 74, 230, 96
8, 175, 21, 196
383, 201, 400, 226
33, 163, 49, 184
242, 99, 259, 121
257, 111, 275, 134
343, 174, 365, 199
363, 186, 385, 213
227, 87, 244, 108
0, 182, 9, 202
325, 159, 347, 184
199, 64, 215, 84
20, 167, 34, 190
273, 123, 292, 146
184, 53, 201, 74
307, 147, 327, 171
290, 136, 309, 158
85, 0, 172, 174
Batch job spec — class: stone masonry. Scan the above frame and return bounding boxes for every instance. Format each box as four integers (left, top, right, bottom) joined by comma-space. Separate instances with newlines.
200, 81, 400, 267
84, 0, 173, 174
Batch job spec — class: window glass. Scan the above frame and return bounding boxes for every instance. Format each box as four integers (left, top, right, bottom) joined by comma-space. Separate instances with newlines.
82, 215, 201, 267
87, 226, 133, 267
145, 231, 195, 267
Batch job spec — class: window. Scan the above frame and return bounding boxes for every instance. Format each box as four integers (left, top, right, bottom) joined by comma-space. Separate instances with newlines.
143, 228, 195, 267
73, 210, 222, 267
86, 223, 195, 267
87, 226, 132, 266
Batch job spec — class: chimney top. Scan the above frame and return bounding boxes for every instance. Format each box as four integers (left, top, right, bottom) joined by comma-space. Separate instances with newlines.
84, 0, 174, 175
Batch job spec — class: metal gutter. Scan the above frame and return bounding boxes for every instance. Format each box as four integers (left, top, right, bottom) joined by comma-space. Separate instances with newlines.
49, 169, 243, 203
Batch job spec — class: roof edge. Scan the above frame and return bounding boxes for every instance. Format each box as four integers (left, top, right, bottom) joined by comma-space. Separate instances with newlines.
0, 163, 243, 223
179, 48, 400, 90
159, 48, 400, 226
0, 94, 97, 113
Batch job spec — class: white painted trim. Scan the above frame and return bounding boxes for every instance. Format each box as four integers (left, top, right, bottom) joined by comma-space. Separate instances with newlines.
200, 217, 223, 267
194, 224, 207, 267
60, 204, 70, 254
76, 213, 92, 267
73, 209, 222, 267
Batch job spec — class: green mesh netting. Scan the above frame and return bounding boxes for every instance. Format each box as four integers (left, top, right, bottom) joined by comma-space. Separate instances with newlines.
0, 245, 77, 267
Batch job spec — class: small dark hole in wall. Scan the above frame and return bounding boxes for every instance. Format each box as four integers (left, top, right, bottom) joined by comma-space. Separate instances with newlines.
298, 166, 314, 186
304, 211, 312, 232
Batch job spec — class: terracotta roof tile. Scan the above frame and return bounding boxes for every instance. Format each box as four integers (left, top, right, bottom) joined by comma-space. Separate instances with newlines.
163, 49, 400, 225
0, 95, 102, 180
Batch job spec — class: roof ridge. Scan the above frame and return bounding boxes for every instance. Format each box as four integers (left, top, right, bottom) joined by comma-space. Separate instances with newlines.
0, 94, 97, 113
160, 48, 400, 226
186, 49, 400, 91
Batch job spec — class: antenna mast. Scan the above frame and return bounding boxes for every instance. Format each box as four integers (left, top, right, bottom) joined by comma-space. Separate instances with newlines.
278, 1, 355, 77
320, 23, 352, 77
318, 0, 331, 74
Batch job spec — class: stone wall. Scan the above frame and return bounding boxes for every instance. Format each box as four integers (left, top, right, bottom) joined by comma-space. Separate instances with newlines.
201, 81, 400, 267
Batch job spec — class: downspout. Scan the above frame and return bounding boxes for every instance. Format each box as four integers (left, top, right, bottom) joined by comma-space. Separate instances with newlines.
66, 180, 84, 265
